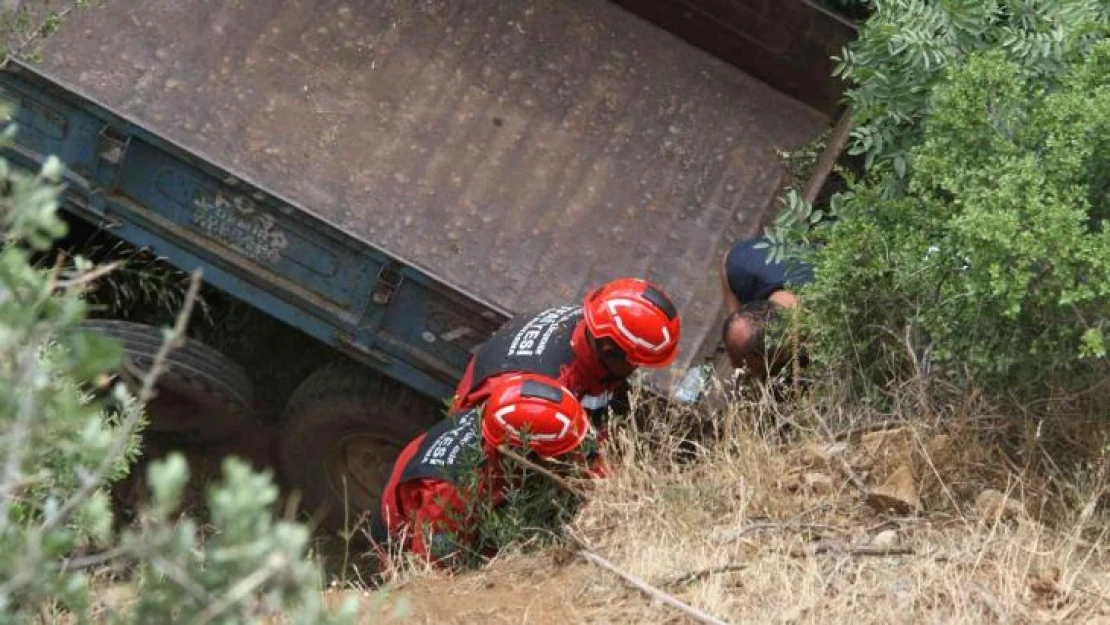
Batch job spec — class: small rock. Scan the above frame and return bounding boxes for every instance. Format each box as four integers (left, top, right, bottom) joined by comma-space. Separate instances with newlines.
974, 489, 1026, 522
860, 427, 913, 460
866, 464, 922, 515
777, 472, 804, 493
799, 442, 848, 469
872, 529, 900, 549
802, 472, 835, 495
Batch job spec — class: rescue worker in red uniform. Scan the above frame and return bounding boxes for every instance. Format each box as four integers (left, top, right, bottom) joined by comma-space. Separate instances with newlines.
369, 373, 591, 567
450, 277, 683, 418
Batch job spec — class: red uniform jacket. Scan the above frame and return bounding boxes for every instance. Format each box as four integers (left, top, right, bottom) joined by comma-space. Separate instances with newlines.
372, 408, 598, 568
449, 307, 620, 478
372, 409, 500, 566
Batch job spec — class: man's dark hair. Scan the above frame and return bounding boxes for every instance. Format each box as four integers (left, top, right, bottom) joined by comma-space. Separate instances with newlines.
722, 300, 780, 369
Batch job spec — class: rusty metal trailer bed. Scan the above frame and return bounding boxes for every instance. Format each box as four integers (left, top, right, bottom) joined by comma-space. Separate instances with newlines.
0, 0, 851, 530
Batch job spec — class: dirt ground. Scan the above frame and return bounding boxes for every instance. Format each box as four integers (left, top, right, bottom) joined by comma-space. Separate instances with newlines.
331, 557, 609, 625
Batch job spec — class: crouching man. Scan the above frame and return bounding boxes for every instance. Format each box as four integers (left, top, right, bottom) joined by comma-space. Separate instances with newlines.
369, 373, 594, 569
719, 236, 814, 379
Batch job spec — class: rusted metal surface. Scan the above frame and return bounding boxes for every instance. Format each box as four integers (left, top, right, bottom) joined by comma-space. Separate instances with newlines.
34, 0, 827, 380
610, 0, 859, 117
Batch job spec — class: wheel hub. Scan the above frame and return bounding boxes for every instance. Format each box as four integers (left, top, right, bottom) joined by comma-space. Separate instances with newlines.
326, 434, 402, 515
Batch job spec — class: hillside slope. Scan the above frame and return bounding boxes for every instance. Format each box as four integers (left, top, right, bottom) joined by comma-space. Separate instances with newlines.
331, 403, 1110, 624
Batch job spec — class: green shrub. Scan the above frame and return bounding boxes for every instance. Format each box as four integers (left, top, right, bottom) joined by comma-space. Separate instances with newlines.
799, 44, 1108, 396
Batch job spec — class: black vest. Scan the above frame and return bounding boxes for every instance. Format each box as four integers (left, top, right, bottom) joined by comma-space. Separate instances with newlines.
370, 409, 484, 546
468, 305, 581, 391
399, 408, 485, 486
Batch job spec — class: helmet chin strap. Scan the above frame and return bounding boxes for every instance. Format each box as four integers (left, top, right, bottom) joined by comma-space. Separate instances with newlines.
600, 367, 624, 384
585, 328, 630, 381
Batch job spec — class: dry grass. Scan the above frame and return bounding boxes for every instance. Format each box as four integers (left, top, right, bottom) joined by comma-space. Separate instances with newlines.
348, 386, 1110, 624
71, 381, 1110, 624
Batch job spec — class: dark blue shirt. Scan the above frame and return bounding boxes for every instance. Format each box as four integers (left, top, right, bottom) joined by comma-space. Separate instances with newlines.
724, 237, 814, 302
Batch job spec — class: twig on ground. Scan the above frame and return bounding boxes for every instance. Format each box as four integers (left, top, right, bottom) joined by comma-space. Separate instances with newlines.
719, 521, 849, 544
53, 261, 121, 290
833, 420, 910, 442
497, 445, 588, 498
578, 550, 732, 625
61, 545, 131, 571
861, 517, 926, 534
40, 271, 201, 534
564, 529, 731, 625
662, 564, 749, 588
788, 540, 915, 558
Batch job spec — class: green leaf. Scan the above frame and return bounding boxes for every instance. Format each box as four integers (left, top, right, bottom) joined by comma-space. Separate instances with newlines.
148, 453, 190, 520
1080, 327, 1106, 359
893, 154, 907, 178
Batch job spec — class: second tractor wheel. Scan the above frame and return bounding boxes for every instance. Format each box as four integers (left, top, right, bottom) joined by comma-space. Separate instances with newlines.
278, 360, 441, 536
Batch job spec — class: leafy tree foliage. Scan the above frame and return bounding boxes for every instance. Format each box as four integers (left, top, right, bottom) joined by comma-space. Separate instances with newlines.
760, 1, 1108, 402
800, 42, 1108, 395
836, 0, 1107, 196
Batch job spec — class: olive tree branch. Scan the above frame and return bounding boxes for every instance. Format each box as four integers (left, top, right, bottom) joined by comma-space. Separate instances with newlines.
39, 270, 201, 534
496, 444, 588, 498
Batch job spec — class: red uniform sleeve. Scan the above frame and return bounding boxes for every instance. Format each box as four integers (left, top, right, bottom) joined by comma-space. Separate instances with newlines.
450, 358, 498, 414
586, 449, 611, 479
561, 444, 611, 480
450, 358, 478, 412
396, 478, 473, 566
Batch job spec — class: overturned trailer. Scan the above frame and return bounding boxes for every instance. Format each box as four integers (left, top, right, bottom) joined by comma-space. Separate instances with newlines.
0, 0, 855, 530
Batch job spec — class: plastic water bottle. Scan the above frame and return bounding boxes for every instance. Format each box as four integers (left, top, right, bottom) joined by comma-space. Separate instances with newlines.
673, 364, 710, 404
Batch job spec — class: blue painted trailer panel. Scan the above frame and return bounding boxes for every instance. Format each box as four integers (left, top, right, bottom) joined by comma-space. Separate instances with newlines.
0, 63, 508, 400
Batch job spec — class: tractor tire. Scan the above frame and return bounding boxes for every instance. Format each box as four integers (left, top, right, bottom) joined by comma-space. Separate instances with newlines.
278, 360, 441, 536
81, 319, 255, 439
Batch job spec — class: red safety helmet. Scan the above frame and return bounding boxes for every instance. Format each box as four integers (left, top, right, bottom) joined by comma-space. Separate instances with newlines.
582, 278, 681, 367
481, 374, 589, 459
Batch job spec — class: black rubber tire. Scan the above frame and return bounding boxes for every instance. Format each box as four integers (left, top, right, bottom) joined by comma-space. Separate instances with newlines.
81, 319, 255, 438
278, 360, 441, 536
